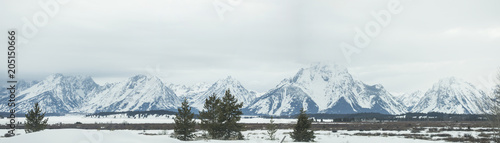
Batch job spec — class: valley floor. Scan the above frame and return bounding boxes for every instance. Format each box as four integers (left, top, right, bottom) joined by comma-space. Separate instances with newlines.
0, 115, 496, 142
0, 129, 450, 143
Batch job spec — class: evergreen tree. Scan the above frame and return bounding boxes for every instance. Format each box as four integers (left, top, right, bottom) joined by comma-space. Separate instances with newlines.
199, 93, 222, 139
199, 89, 244, 140
492, 71, 500, 142
218, 89, 244, 140
267, 116, 278, 140
25, 102, 49, 133
290, 108, 315, 142
174, 98, 196, 141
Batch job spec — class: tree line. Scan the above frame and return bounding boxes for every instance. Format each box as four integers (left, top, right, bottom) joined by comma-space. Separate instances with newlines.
174, 89, 316, 142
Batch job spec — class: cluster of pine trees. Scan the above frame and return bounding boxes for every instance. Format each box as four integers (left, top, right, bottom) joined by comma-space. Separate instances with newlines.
173, 89, 244, 141
174, 89, 318, 142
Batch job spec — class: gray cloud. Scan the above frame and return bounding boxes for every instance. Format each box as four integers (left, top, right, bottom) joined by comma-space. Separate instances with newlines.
0, 0, 499, 93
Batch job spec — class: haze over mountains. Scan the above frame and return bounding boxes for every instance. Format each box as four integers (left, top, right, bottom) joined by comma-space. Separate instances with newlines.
0, 63, 493, 115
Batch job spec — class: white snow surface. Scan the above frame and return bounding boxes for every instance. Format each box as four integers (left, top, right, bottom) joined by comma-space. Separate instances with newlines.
0, 129, 449, 143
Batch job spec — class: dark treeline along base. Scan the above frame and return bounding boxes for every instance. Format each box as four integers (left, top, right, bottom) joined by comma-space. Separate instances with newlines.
85, 110, 178, 118
0, 112, 64, 118
0, 110, 489, 122
271, 112, 489, 122
0, 121, 494, 131
79, 110, 491, 122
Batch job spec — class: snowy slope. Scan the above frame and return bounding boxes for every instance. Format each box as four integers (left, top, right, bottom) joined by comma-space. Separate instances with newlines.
411, 77, 491, 114
0, 74, 181, 114
0, 80, 39, 100
397, 91, 425, 111
190, 76, 256, 111
168, 82, 210, 100
244, 63, 406, 116
80, 75, 181, 113
0, 74, 99, 113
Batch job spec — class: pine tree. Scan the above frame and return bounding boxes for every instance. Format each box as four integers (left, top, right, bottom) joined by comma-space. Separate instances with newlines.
492, 71, 500, 142
174, 98, 196, 141
267, 116, 278, 140
199, 89, 244, 140
290, 108, 315, 142
218, 89, 244, 140
25, 102, 49, 133
199, 93, 222, 139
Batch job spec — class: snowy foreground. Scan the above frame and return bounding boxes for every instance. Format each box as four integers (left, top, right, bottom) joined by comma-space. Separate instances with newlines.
0, 115, 494, 142
0, 129, 446, 143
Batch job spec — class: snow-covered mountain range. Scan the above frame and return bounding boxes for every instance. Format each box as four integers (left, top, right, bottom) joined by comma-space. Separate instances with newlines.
80, 75, 181, 113
396, 91, 425, 111
0, 63, 494, 115
243, 63, 406, 115
0, 74, 100, 113
168, 76, 256, 111
409, 77, 492, 114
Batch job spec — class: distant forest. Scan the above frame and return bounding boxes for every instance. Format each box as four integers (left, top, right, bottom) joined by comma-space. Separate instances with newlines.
79, 110, 491, 122
0, 110, 489, 122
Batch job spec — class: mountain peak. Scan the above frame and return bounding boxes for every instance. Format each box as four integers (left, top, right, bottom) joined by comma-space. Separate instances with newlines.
189, 76, 255, 110
437, 76, 459, 84
432, 76, 470, 90
46, 73, 65, 80
130, 74, 162, 82
50, 73, 64, 77
223, 76, 236, 81
310, 62, 345, 70
313, 62, 349, 75
45, 73, 93, 83
289, 62, 351, 84
131, 74, 148, 79
215, 76, 240, 85
247, 62, 405, 115
412, 77, 490, 114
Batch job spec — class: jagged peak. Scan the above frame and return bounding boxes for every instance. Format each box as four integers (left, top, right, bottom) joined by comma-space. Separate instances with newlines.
215, 76, 241, 85
193, 82, 210, 87
129, 74, 162, 82
45, 73, 93, 82
437, 76, 460, 84
223, 76, 236, 81
46, 73, 66, 81
306, 62, 350, 77
289, 62, 352, 84
431, 76, 471, 90
309, 62, 348, 73
50, 73, 64, 77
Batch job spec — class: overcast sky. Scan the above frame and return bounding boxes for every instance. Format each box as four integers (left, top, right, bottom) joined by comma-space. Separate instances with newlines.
1, 0, 499, 94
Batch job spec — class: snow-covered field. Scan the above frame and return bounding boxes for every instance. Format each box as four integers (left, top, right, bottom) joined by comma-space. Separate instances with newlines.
0, 129, 449, 143
0, 115, 494, 142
